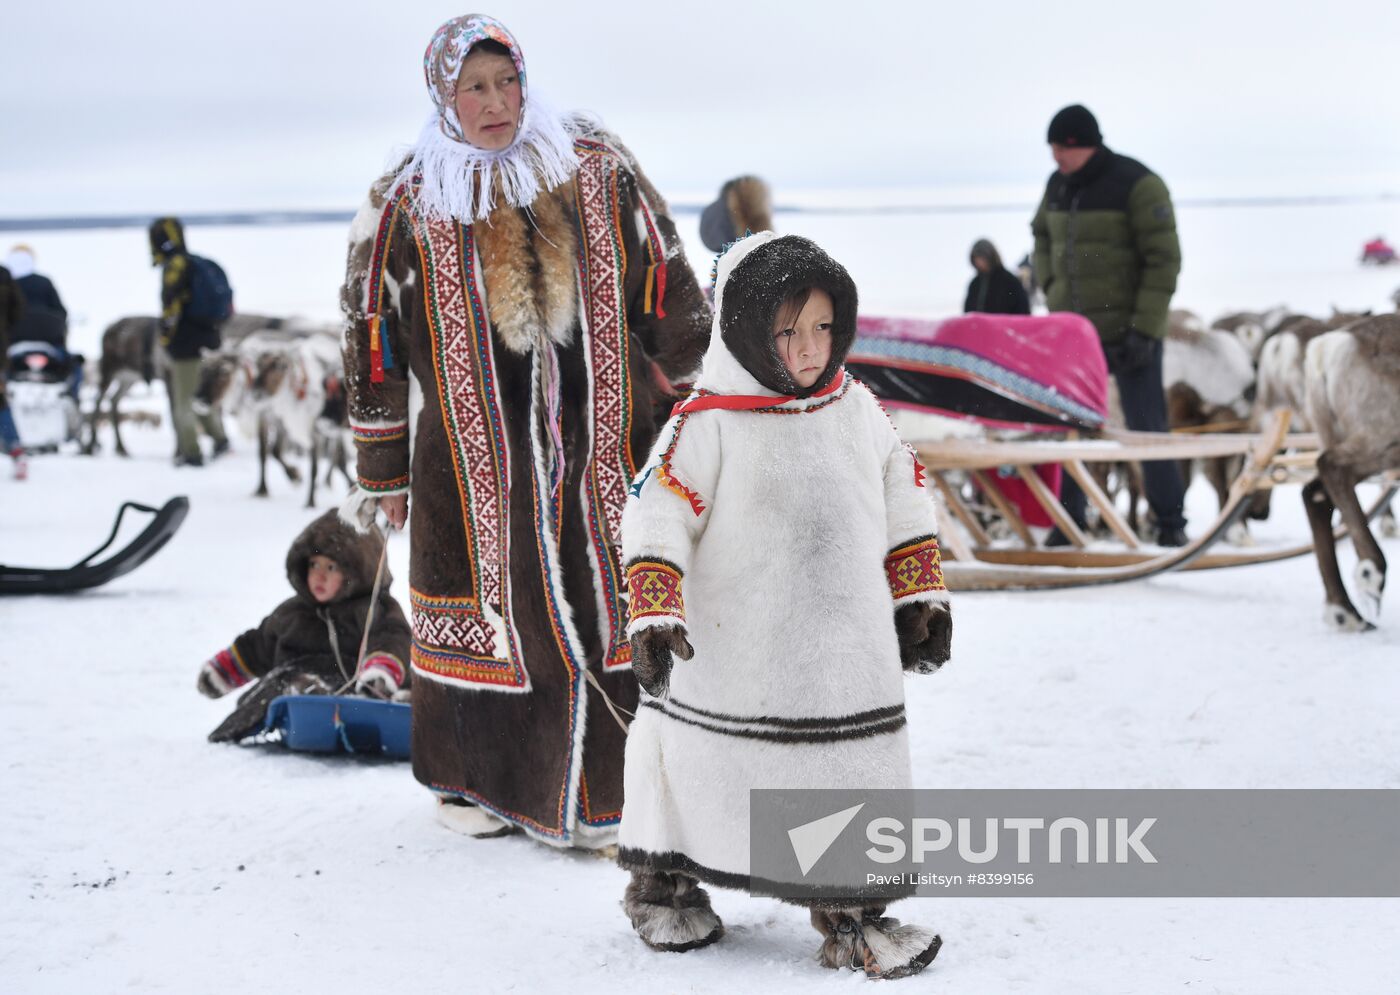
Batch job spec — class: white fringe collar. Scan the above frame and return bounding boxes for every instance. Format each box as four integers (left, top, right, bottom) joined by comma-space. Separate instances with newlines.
393, 97, 579, 225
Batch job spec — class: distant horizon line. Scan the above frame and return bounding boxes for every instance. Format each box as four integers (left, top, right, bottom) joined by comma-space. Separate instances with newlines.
3, 191, 1396, 233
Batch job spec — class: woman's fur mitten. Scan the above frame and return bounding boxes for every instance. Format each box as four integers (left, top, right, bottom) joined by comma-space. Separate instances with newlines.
894, 601, 952, 673
629, 625, 694, 698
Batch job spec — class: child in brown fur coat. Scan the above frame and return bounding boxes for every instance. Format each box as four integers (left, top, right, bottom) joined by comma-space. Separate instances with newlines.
196, 510, 411, 742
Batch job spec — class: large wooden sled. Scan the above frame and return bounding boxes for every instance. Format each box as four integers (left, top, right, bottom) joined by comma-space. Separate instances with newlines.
843, 312, 1395, 593
910, 412, 1398, 591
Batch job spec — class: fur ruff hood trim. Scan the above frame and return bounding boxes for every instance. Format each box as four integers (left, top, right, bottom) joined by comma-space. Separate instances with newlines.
692, 231, 858, 409
286, 510, 392, 604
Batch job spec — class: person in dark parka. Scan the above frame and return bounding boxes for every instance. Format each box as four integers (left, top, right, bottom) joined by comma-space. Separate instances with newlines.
4, 245, 68, 349
1031, 104, 1187, 546
963, 239, 1030, 315
196, 510, 412, 742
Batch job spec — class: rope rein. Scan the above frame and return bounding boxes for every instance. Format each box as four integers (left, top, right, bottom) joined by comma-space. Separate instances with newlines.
333, 523, 391, 695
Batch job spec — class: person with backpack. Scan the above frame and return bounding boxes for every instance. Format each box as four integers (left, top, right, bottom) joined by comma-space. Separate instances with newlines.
148, 217, 232, 466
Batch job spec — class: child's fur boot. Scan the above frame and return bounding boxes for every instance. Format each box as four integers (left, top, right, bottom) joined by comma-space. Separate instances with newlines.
623, 869, 723, 952
812, 906, 941, 980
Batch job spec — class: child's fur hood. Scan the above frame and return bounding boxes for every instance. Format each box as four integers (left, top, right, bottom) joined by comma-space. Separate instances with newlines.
703, 232, 858, 398
285, 510, 390, 604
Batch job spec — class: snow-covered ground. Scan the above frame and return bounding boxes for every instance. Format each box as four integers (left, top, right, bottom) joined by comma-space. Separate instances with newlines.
3, 205, 1400, 993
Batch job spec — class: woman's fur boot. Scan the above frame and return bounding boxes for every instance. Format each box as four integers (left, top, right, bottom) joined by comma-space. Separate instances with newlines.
811, 906, 942, 980
623, 869, 724, 952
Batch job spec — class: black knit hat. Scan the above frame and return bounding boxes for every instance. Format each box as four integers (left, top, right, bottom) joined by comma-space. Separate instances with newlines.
1047, 105, 1102, 147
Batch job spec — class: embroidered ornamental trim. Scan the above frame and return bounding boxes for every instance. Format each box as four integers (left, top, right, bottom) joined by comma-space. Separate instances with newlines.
629, 412, 707, 517
350, 420, 409, 446
657, 463, 706, 517
357, 472, 410, 493
575, 141, 639, 667
626, 559, 686, 625
884, 535, 947, 600
409, 207, 528, 690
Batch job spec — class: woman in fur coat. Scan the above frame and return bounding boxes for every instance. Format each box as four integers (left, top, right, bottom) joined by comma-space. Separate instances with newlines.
197, 510, 411, 743
340, 14, 710, 846
616, 232, 953, 980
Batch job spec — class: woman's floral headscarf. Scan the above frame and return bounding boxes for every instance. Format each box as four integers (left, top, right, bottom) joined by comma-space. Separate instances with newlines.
423, 14, 527, 144
396, 13, 579, 223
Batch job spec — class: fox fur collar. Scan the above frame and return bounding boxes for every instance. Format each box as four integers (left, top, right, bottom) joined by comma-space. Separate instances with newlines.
473, 180, 579, 354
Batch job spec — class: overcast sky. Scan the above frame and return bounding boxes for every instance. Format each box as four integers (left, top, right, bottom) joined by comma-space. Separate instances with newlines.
3, 0, 1398, 217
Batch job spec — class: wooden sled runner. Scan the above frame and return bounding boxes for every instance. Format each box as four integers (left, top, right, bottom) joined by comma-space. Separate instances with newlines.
847, 313, 1394, 593
910, 412, 1398, 591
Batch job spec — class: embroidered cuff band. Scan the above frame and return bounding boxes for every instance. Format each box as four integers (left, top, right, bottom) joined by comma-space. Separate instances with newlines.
361, 654, 406, 687
626, 559, 686, 627
885, 535, 947, 601
210, 647, 254, 689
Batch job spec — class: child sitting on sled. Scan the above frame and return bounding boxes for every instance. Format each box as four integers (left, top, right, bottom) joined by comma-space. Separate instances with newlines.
196, 509, 411, 743
615, 232, 953, 980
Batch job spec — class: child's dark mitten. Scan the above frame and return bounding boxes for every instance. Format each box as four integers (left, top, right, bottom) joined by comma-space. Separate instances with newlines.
197, 659, 234, 698
630, 625, 694, 698
895, 601, 953, 674
197, 649, 257, 699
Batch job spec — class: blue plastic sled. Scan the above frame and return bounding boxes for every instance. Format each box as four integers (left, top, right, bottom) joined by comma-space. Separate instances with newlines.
263, 695, 411, 760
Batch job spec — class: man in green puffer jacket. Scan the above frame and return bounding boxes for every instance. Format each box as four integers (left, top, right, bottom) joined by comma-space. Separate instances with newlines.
1031, 104, 1187, 546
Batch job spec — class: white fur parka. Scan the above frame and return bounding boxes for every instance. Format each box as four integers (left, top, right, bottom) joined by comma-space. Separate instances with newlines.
616, 233, 950, 888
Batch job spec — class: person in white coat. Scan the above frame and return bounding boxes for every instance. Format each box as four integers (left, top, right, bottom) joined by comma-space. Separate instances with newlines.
616, 232, 953, 979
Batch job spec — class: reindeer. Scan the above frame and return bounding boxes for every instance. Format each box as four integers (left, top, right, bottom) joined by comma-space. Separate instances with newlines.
235, 330, 345, 507
1298, 313, 1400, 630
84, 313, 285, 456
83, 316, 162, 456
1162, 315, 1259, 539
1211, 307, 1292, 363
1252, 310, 1384, 527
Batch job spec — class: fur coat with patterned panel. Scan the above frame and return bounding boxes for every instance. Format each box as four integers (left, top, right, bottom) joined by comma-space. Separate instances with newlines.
340, 124, 710, 847
616, 232, 950, 890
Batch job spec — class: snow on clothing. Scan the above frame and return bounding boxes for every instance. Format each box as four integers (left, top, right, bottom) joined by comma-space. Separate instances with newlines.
616, 232, 949, 892
339, 15, 710, 848
1031, 146, 1181, 343
202, 510, 411, 698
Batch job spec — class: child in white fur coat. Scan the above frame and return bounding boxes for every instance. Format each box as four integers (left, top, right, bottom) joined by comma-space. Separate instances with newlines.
616, 232, 952, 979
